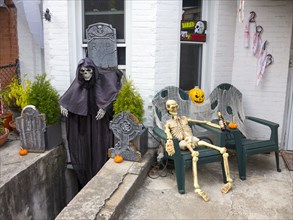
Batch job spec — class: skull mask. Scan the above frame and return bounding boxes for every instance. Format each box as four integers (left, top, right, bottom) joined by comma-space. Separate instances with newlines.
166, 100, 179, 116
80, 66, 93, 81
194, 21, 205, 34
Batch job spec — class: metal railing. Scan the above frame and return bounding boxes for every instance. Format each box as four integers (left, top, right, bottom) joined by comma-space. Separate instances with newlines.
0, 59, 20, 89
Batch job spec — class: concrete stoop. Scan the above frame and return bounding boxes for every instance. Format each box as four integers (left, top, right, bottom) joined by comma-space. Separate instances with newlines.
56, 149, 156, 220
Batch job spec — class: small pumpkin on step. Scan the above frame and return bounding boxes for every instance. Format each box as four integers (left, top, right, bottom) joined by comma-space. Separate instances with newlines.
19, 147, 28, 156
114, 154, 123, 163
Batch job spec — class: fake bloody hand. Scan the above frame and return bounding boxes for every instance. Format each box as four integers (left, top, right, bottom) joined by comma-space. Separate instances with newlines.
165, 139, 175, 156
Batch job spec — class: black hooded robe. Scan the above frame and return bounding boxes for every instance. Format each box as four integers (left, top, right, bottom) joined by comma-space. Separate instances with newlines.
59, 57, 122, 187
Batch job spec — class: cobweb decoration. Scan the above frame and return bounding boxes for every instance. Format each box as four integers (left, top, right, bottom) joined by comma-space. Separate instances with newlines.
152, 86, 191, 129
190, 84, 247, 136
152, 84, 247, 137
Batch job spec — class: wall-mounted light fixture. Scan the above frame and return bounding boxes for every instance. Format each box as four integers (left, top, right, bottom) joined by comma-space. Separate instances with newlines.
44, 8, 51, 22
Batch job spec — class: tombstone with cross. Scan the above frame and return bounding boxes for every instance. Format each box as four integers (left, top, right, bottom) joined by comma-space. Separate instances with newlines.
109, 111, 143, 162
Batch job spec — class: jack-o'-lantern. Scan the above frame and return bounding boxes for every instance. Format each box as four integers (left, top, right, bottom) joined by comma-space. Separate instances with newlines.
189, 86, 205, 104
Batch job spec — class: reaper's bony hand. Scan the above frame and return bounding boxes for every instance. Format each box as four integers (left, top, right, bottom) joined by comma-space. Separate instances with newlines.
96, 108, 106, 120
60, 105, 68, 117
165, 139, 175, 156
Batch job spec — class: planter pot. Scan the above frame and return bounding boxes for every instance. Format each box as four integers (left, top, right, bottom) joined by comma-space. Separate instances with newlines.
45, 122, 63, 150
0, 128, 10, 146
9, 120, 19, 134
0, 111, 13, 131
9, 108, 21, 120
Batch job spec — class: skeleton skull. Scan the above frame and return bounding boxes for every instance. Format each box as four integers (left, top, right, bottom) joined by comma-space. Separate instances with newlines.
166, 100, 178, 116
80, 66, 93, 81
194, 21, 205, 34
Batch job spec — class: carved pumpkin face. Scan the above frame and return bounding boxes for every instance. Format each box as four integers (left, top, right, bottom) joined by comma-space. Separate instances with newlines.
189, 87, 205, 104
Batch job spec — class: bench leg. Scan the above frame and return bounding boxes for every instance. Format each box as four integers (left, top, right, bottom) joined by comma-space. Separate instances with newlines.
173, 157, 185, 194
275, 151, 281, 172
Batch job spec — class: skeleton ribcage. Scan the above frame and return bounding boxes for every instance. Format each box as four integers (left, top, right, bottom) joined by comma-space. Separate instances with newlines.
168, 117, 193, 140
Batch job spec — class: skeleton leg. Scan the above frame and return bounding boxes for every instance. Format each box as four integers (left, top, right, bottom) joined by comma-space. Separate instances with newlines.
197, 140, 226, 154
197, 140, 233, 193
183, 139, 209, 202
221, 152, 233, 193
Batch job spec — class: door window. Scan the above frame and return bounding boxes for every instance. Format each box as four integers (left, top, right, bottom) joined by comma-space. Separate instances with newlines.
180, 0, 203, 90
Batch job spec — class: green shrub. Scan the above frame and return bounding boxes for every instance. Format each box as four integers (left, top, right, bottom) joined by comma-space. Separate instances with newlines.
27, 73, 60, 125
113, 80, 144, 123
1, 77, 31, 111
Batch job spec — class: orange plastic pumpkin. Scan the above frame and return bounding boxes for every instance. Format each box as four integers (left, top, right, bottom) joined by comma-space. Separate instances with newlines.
228, 121, 238, 129
114, 155, 123, 163
19, 148, 28, 156
189, 86, 205, 104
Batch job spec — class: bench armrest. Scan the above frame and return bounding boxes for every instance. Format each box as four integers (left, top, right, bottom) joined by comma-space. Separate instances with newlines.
245, 116, 279, 142
245, 116, 279, 128
153, 126, 182, 157
153, 125, 167, 140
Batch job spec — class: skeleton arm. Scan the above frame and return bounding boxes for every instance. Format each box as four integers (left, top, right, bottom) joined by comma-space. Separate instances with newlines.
60, 105, 68, 117
164, 122, 175, 156
96, 108, 106, 120
188, 118, 221, 129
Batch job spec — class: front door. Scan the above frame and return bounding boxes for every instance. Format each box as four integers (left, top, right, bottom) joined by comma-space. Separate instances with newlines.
281, 25, 293, 151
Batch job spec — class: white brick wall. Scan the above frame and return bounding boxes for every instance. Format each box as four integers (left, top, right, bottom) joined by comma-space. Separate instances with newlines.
209, 0, 237, 90
43, 0, 71, 95
231, 0, 293, 139
128, 0, 181, 127
127, 0, 157, 126
154, 0, 181, 93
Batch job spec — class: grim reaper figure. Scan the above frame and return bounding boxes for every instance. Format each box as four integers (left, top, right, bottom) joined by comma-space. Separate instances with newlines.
59, 57, 122, 188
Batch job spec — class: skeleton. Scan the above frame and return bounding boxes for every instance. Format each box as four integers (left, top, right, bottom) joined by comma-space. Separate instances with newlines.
60, 65, 106, 120
164, 100, 233, 202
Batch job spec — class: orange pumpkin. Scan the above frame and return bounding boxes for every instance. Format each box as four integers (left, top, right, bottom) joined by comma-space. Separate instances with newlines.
228, 121, 238, 129
114, 155, 123, 163
188, 86, 205, 104
19, 148, 28, 156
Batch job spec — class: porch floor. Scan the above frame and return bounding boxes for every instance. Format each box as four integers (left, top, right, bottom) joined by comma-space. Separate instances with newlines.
119, 151, 293, 220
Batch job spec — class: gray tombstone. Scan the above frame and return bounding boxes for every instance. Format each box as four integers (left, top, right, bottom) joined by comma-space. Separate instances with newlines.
109, 111, 142, 162
86, 22, 118, 68
16, 105, 46, 152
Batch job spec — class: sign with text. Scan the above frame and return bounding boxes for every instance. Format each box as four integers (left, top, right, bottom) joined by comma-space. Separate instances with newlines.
181, 20, 207, 42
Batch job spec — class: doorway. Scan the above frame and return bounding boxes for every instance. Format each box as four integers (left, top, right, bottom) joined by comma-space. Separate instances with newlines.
280, 22, 293, 152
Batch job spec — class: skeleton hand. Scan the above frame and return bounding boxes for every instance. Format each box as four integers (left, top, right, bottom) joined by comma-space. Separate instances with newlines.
60, 105, 68, 117
165, 139, 175, 156
96, 108, 106, 120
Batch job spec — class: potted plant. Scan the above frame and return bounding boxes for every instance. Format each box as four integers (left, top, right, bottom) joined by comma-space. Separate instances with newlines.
113, 79, 144, 123
0, 118, 9, 146
27, 73, 62, 149
1, 77, 31, 119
